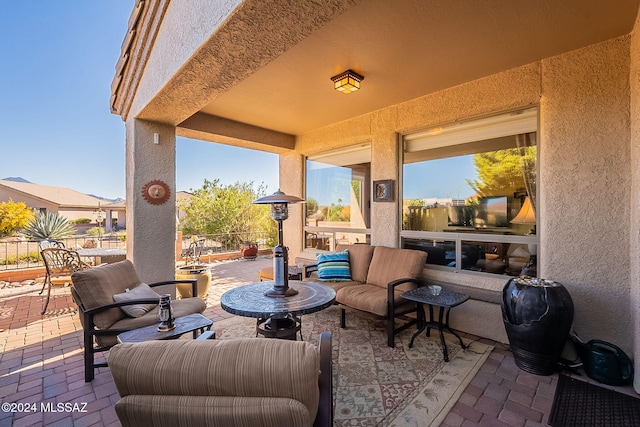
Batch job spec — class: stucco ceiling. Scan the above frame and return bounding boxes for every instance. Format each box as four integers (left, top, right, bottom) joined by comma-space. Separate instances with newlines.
197, 0, 639, 136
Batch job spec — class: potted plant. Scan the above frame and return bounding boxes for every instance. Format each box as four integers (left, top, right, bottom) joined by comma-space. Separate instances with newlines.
175, 236, 212, 298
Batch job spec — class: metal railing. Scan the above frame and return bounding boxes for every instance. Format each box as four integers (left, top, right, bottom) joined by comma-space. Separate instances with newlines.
0, 235, 125, 271
0, 231, 273, 271
180, 232, 272, 258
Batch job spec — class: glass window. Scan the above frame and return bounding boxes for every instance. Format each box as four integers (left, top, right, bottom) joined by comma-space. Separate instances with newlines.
305, 144, 371, 251
401, 108, 538, 276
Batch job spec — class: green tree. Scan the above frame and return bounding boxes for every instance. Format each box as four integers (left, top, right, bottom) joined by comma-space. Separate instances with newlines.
24, 212, 75, 240
322, 199, 349, 222
467, 147, 536, 197
178, 179, 276, 245
305, 198, 318, 218
0, 199, 34, 236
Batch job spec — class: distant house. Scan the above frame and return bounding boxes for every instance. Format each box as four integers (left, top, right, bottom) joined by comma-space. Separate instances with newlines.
0, 179, 126, 232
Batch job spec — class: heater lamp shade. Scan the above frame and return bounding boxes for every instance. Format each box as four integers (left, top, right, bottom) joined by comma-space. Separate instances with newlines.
252, 190, 304, 205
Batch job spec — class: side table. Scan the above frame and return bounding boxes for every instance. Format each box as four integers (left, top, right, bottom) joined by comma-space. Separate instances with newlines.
117, 313, 213, 343
401, 286, 469, 361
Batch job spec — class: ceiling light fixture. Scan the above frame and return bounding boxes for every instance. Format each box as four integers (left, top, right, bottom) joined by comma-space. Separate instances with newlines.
331, 69, 364, 94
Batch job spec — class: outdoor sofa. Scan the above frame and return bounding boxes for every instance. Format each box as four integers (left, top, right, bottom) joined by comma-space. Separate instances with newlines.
109, 332, 333, 427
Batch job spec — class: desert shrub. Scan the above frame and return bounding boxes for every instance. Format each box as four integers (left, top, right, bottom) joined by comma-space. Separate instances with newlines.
86, 227, 105, 237
72, 218, 92, 224
24, 212, 75, 240
0, 200, 34, 236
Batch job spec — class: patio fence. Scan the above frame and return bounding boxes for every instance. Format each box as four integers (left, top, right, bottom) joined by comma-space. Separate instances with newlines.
179, 232, 271, 258
0, 231, 272, 271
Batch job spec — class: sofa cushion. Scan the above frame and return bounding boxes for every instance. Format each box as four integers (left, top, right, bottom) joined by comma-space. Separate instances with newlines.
316, 280, 362, 293
115, 395, 311, 427
113, 283, 161, 318
366, 246, 427, 292
109, 339, 320, 421
335, 244, 375, 283
317, 251, 351, 282
71, 260, 142, 329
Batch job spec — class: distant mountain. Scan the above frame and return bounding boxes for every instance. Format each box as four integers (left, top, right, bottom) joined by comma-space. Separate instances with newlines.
3, 177, 124, 203
89, 195, 125, 203
2, 177, 31, 183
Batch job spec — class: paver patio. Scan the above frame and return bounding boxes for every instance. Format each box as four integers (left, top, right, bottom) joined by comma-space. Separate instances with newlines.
0, 256, 633, 426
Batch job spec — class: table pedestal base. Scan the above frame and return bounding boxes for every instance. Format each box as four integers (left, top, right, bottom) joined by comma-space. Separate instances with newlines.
256, 315, 301, 340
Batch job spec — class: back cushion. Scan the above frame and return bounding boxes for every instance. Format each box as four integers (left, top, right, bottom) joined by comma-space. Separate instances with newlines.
110, 339, 320, 421
71, 260, 142, 329
335, 244, 375, 283
366, 246, 427, 291
316, 251, 351, 282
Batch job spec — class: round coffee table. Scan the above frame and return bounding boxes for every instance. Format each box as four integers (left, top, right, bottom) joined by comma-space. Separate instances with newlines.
220, 281, 336, 339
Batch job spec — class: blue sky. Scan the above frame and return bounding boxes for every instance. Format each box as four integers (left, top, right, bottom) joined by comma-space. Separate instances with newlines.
0, 1, 278, 200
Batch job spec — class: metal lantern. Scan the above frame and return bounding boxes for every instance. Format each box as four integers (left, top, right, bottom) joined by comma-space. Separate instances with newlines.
157, 294, 176, 331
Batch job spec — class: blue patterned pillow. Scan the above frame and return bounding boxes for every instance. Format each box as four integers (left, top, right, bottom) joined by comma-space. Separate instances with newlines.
317, 251, 351, 282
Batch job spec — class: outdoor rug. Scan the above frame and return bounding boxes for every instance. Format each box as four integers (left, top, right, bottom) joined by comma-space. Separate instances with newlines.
214, 305, 493, 426
549, 374, 640, 427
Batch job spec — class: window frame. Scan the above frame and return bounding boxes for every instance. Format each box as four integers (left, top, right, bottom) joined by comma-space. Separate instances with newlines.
399, 108, 539, 276
303, 144, 372, 253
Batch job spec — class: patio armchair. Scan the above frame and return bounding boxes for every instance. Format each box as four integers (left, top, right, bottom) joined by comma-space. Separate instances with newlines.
39, 247, 91, 314
70, 259, 206, 382
109, 332, 333, 427
38, 239, 66, 250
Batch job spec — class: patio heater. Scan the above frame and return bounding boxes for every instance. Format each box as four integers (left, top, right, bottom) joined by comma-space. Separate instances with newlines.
253, 190, 304, 297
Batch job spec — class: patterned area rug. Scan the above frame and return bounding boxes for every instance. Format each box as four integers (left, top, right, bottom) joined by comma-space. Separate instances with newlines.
214, 305, 493, 426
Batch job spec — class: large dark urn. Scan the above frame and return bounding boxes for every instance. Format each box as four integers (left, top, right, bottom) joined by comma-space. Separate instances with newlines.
501, 277, 574, 376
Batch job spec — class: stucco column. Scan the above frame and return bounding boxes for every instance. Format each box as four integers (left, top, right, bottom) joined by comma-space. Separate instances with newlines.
279, 152, 304, 259
125, 119, 177, 284
370, 109, 400, 247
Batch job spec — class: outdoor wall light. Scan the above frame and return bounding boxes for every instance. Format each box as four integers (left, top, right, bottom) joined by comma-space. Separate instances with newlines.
331, 69, 364, 94
253, 190, 304, 297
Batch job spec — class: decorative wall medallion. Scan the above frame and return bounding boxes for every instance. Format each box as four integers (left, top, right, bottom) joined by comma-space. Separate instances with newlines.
142, 180, 170, 205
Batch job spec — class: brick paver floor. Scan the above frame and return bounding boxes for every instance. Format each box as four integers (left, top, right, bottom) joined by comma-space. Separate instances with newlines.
0, 256, 636, 426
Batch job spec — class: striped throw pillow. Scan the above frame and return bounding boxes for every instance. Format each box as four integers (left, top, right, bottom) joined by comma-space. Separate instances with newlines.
317, 251, 351, 282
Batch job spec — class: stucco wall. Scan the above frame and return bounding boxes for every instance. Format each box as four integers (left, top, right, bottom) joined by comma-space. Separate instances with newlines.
0, 189, 58, 213
540, 37, 631, 351
293, 38, 634, 353
630, 13, 640, 393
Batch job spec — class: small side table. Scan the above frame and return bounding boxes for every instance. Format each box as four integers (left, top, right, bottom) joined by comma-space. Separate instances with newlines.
401, 286, 469, 361
117, 313, 213, 343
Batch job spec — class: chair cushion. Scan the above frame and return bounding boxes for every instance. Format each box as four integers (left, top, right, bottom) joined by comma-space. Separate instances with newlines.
317, 251, 351, 282
115, 395, 311, 427
98, 297, 206, 347
336, 284, 410, 317
335, 244, 375, 283
366, 246, 427, 291
113, 283, 161, 318
71, 260, 143, 329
